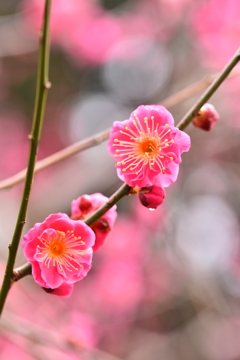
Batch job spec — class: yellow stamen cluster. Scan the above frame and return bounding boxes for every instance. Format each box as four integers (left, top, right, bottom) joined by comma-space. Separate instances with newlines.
112, 114, 175, 175
37, 230, 85, 278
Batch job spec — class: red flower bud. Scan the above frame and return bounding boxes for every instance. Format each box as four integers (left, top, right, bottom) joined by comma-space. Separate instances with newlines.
91, 218, 111, 233
79, 195, 92, 214
138, 186, 165, 209
192, 103, 219, 131
71, 193, 117, 252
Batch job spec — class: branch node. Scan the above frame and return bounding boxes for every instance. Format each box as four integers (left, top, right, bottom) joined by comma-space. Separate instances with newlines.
38, 30, 43, 44
45, 81, 52, 89
193, 110, 200, 117
11, 271, 20, 282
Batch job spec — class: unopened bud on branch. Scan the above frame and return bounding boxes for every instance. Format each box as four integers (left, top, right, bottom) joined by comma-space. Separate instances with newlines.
193, 103, 219, 131
138, 186, 165, 209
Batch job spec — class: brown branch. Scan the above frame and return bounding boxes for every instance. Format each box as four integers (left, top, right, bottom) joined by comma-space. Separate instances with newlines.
1, 67, 240, 192
0, 128, 110, 190
177, 48, 240, 130
84, 183, 131, 226
11, 263, 32, 283
159, 67, 240, 108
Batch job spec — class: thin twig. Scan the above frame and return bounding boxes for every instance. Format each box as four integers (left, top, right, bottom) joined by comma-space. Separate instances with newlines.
11, 48, 240, 284
1, 66, 240, 192
159, 66, 240, 109
177, 48, 240, 130
0, 129, 110, 191
0, 0, 52, 317
84, 183, 131, 226
11, 263, 32, 282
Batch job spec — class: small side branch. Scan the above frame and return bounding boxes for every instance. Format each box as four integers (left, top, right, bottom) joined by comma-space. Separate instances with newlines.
11, 263, 32, 283
84, 183, 131, 226
177, 48, 240, 130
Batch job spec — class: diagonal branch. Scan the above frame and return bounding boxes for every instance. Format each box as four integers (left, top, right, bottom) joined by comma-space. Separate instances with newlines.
10, 48, 240, 285
178, 48, 240, 130
0, 66, 240, 192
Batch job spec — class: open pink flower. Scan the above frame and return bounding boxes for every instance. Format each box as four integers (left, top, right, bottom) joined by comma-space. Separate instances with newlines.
108, 105, 191, 188
71, 193, 117, 252
22, 213, 95, 292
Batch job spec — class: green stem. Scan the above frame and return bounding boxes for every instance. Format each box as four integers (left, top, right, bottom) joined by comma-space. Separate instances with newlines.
9, 48, 240, 286
177, 47, 240, 131
84, 183, 131, 226
0, 0, 52, 317
11, 263, 32, 282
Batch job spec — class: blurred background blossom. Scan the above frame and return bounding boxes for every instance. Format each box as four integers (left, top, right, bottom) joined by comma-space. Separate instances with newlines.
1, 0, 240, 359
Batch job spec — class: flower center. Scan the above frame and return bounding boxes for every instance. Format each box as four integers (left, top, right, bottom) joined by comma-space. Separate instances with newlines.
50, 241, 65, 256
112, 114, 175, 175
139, 138, 158, 156
37, 230, 86, 278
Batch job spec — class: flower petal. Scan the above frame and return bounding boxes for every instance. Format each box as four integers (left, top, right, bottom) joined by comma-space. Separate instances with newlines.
41, 263, 64, 289
50, 283, 74, 297
31, 261, 47, 287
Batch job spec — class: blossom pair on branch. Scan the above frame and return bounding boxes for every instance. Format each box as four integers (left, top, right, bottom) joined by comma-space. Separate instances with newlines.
22, 194, 117, 297
0, 0, 236, 317
21, 103, 222, 297
21, 104, 190, 298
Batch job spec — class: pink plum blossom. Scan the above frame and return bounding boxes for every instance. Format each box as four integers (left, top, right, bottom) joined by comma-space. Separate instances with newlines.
192, 103, 220, 131
138, 185, 166, 209
108, 105, 191, 188
22, 213, 95, 293
71, 193, 117, 252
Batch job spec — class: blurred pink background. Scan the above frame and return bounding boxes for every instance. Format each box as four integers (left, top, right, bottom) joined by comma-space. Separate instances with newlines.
1, 0, 240, 359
